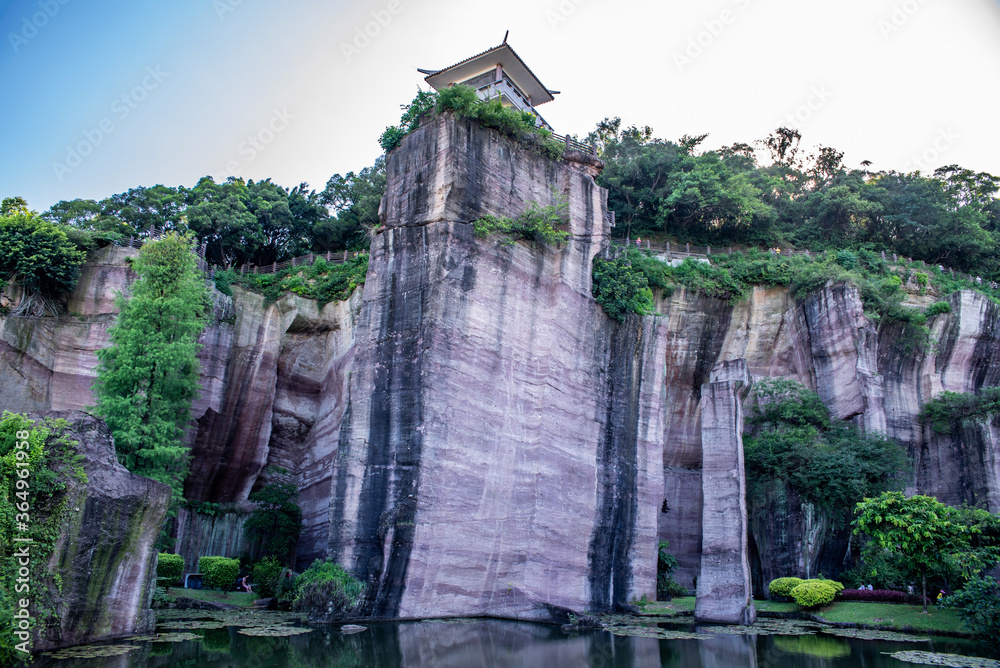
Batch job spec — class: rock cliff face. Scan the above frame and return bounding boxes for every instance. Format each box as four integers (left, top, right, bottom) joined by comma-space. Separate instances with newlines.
2, 114, 1000, 623
330, 114, 662, 620
695, 360, 755, 625
35, 411, 171, 651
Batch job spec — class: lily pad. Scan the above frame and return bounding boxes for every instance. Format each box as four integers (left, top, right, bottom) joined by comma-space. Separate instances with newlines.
884, 651, 1000, 667
238, 625, 314, 637
152, 632, 203, 643
605, 624, 711, 640
43, 644, 140, 659
827, 628, 929, 642
159, 620, 227, 630
707, 618, 827, 636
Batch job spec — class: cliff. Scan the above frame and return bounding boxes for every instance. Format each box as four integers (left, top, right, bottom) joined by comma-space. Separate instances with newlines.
2, 113, 1000, 622
32, 411, 171, 651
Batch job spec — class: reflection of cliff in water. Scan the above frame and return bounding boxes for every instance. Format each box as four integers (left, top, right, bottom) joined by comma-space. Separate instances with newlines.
27, 618, 999, 668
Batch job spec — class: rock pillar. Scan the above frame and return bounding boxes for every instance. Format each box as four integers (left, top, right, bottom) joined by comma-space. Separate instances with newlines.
695, 360, 756, 625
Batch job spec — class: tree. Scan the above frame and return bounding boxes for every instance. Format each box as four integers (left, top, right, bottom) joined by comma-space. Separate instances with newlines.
92, 233, 209, 503
244, 482, 303, 565
0, 212, 87, 302
0, 197, 29, 216
316, 158, 386, 251
853, 492, 978, 612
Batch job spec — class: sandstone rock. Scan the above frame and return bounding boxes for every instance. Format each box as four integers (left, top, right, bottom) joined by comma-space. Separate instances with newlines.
695, 360, 756, 625
329, 113, 661, 621
33, 411, 171, 651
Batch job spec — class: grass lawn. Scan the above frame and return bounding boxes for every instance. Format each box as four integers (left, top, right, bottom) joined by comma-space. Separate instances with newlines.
638, 596, 695, 615
168, 588, 257, 608
812, 601, 968, 635
638, 597, 969, 636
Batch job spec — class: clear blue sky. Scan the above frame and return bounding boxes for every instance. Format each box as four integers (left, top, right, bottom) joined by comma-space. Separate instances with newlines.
2, 0, 999, 212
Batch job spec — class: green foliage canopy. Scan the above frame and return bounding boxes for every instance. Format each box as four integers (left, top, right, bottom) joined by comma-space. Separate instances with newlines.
744, 379, 909, 528
591, 253, 654, 322
0, 212, 86, 297
244, 482, 303, 565
156, 553, 184, 588
92, 234, 209, 503
0, 413, 83, 662
853, 492, 1000, 611
921, 387, 1000, 434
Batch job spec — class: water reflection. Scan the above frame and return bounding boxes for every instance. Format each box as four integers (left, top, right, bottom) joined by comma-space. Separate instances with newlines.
27, 618, 999, 668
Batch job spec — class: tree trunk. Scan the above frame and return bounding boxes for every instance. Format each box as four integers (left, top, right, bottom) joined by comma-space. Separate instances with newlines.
922, 571, 928, 614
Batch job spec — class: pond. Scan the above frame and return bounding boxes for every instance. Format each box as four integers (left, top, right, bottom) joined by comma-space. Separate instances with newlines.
27, 611, 1000, 668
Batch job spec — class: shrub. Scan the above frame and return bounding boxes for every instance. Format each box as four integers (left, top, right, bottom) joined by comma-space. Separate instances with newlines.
592, 255, 654, 322
944, 575, 1000, 641
156, 553, 184, 589
199, 556, 240, 593
251, 556, 284, 599
838, 588, 903, 603
817, 578, 844, 593
472, 197, 570, 247
921, 387, 1000, 434
657, 540, 686, 599
790, 580, 837, 608
926, 301, 952, 317
768, 577, 805, 598
198, 556, 224, 575
381, 86, 565, 161
293, 559, 364, 618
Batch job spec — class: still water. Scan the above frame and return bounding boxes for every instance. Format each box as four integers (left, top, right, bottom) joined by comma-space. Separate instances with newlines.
28, 617, 998, 668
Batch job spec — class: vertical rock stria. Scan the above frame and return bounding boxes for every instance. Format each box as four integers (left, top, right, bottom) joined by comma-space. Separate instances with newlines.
696, 360, 755, 625
330, 112, 662, 620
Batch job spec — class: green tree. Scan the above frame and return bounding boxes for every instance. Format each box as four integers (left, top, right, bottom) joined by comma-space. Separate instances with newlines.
0, 212, 87, 301
244, 482, 303, 564
853, 492, 985, 612
744, 379, 908, 529
0, 197, 29, 216
92, 233, 209, 502
316, 158, 386, 251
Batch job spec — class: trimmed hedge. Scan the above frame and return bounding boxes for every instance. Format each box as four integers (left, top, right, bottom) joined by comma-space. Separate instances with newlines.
198, 556, 240, 591
837, 588, 928, 605
156, 553, 184, 588
791, 580, 837, 608
769, 577, 805, 598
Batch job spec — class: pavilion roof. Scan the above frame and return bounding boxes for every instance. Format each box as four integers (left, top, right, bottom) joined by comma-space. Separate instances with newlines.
418, 43, 558, 106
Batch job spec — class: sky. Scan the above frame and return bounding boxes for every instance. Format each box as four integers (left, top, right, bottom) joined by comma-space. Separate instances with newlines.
2, 0, 999, 212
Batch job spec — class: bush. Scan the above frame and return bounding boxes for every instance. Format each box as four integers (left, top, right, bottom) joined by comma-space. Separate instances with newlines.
790, 580, 837, 608
768, 577, 805, 598
293, 559, 364, 617
944, 575, 1000, 641
380, 86, 564, 161
657, 540, 686, 599
592, 255, 654, 322
819, 579, 844, 593
156, 553, 184, 589
199, 556, 240, 592
251, 556, 284, 599
472, 197, 570, 247
926, 301, 952, 317
837, 588, 907, 603
921, 387, 1000, 434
